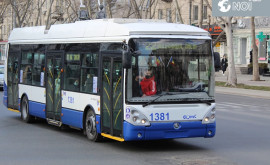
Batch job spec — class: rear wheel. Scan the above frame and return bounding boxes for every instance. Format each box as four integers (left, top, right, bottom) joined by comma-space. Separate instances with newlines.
85, 110, 101, 142
21, 96, 33, 123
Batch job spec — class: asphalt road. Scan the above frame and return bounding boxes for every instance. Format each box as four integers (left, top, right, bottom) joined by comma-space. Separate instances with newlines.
0, 91, 270, 165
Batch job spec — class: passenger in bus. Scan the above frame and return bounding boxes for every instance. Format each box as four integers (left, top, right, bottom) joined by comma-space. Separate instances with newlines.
23, 65, 32, 84
140, 69, 157, 97
84, 74, 92, 92
73, 79, 79, 91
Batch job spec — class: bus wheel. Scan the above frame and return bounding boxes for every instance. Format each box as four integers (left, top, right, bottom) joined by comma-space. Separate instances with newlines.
85, 110, 101, 142
21, 96, 33, 123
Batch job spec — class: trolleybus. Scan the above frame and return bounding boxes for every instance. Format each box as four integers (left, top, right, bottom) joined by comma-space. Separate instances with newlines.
3, 19, 218, 141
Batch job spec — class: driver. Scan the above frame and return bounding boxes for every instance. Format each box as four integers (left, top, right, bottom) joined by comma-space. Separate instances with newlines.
140, 69, 157, 97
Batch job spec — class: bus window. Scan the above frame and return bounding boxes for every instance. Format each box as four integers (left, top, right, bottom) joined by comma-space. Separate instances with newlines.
81, 53, 98, 93
64, 54, 81, 92
21, 52, 33, 84
32, 53, 45, 86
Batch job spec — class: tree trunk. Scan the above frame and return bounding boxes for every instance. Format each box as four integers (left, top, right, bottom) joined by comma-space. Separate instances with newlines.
107, 0, 113, 18
251, 17, 260, 81
225, 17, 237, 86
45, 0, 55, 31
132, 0, 141, 19
174, 0, 184, 24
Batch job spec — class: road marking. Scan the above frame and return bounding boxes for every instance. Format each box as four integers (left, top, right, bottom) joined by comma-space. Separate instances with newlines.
216, 102, 270, 113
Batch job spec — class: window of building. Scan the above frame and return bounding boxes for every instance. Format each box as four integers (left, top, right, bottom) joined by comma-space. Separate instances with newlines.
203, 6, 208, 20
193, 5, 198, 21
166, 9, 172, 23
158, 9, 163, 20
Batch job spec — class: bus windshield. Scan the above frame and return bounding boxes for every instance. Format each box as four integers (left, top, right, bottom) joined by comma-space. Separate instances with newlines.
126, 38, 215, 103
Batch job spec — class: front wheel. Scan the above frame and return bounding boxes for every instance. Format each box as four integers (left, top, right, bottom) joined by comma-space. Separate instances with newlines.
85, 110, 101, 142
21, 96, 33, 123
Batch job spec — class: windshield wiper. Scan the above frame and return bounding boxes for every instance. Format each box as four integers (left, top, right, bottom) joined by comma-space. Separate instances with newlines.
142, 93, 174, 107
180, 98, 212, 105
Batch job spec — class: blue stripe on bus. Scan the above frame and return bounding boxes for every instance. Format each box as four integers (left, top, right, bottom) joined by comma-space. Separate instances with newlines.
3, 82, 7, 107
123, 121, 216, 141
61, 109, 101, 132
18, 99, 21, 112
28, 101, 46, 119
96, 115, 101, 133
61, 108, 83, 129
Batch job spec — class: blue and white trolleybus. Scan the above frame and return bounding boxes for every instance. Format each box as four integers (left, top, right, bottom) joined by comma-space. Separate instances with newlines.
3, 19, 218, 142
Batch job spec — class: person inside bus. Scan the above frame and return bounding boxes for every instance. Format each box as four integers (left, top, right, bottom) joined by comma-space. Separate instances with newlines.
73, 79, 79, 91
140, 69, 157, 97
84, 74, 92, 92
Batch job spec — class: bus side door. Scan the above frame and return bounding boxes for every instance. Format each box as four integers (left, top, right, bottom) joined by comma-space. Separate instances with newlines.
7, 51, 20, 110
45, 52, 63, 122
101, 52, 123, 138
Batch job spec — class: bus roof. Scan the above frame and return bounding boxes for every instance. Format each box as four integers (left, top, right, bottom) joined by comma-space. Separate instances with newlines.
8, 19, 210, 44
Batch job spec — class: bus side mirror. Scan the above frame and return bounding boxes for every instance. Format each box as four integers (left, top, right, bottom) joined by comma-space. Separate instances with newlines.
122, 50, 132, 69
214, 52, 221, 72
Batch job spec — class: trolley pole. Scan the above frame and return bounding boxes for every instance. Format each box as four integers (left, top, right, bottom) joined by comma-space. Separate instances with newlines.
78, 0, 89, 20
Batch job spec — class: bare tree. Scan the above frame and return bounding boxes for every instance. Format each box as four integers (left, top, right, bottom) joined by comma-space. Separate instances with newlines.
251, 17, 260, 81
132, 0, 141, 18
0, 0, 10, 40
0, 0, 9, 22
203, 0, 237, 86
34, 0, 47, 26
84, 0, 98, 19
9, 0, 33, 28
45, 0, 55, 31
174, 0, 184, 23
223, 17, 237, 86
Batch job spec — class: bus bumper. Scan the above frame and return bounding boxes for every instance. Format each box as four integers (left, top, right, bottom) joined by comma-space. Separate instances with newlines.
123, 121, 216, 141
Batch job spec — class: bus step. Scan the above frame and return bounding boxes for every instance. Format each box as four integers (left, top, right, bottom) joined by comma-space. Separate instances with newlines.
47, 118, 62, 127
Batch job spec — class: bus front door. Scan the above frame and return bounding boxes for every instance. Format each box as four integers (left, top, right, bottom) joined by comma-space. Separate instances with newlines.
46, 53, 63, 123
101, 53, 123, 138
7, 52, 19, 110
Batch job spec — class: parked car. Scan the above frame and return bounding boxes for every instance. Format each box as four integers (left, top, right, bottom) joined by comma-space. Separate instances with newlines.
0, 65, 4, 90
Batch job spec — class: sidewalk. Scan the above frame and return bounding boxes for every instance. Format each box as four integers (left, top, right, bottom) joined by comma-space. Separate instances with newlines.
215, 72, 270, 87
215, 72, 270, 99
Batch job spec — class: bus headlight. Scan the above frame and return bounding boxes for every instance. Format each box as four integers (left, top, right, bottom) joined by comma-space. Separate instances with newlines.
126, 107, 150, 126
202, 107, 216, 124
